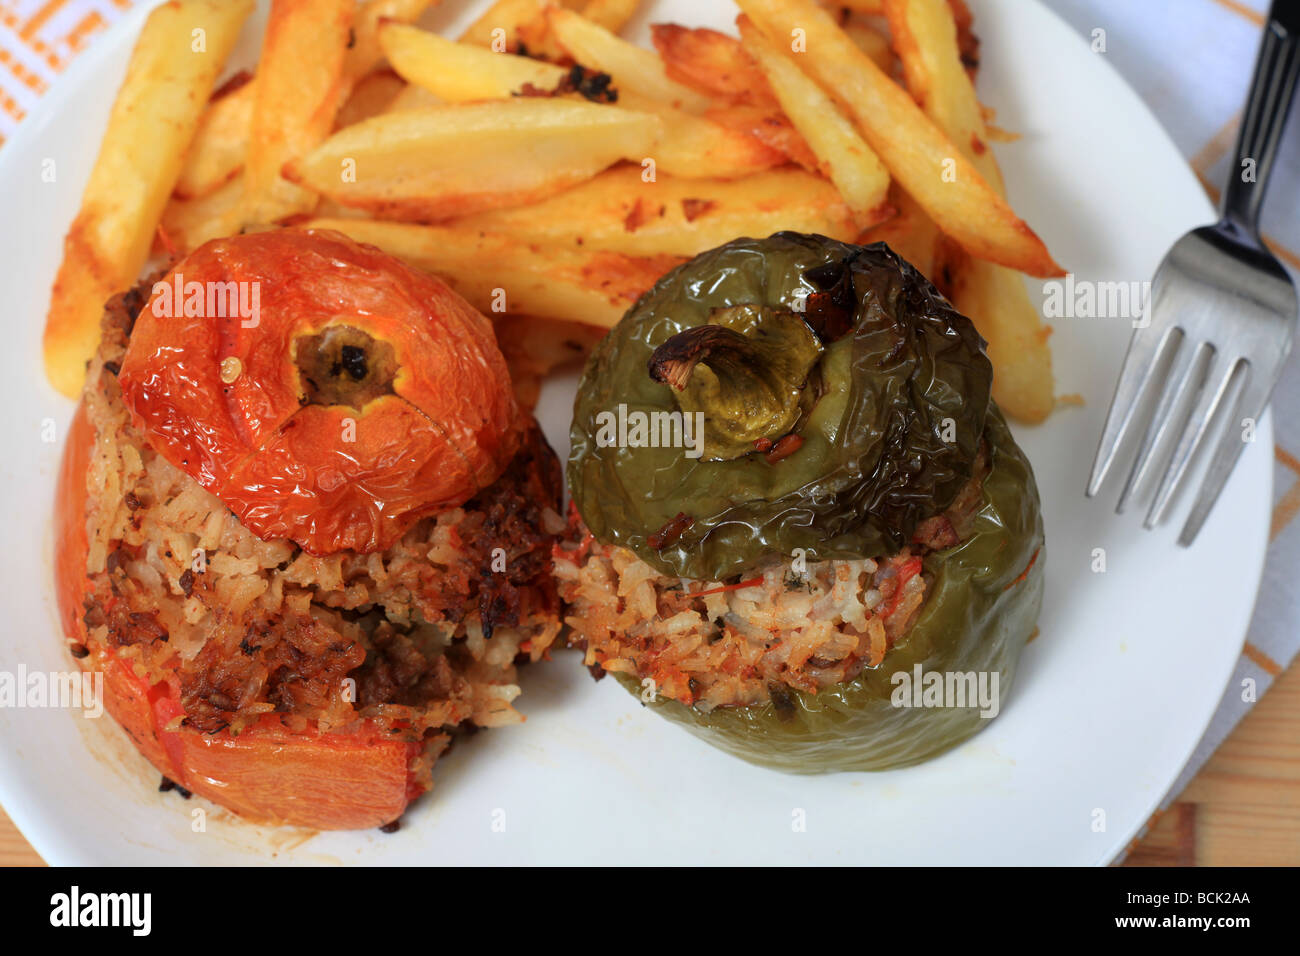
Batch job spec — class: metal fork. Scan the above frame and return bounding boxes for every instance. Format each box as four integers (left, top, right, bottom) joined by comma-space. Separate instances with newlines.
1087, 0, 1300, 546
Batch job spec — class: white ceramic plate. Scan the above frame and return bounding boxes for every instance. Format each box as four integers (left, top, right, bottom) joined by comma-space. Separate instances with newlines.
0, 0, 1270, 866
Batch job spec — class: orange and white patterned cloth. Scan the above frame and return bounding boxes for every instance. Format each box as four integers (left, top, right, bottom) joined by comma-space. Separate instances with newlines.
0, 0, 131, 140
2, 0, 1297, 820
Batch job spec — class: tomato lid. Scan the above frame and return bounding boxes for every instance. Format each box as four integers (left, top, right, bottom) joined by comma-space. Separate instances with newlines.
118, 229, 521, 554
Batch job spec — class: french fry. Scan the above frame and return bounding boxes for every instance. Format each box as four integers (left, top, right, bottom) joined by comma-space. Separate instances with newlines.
380, 21, 566, 100
461, 0, 539, 45
342, 0, 438, 89
174, 76, 254, 200
704, 103, 820, 170
285, 99, 662, 221
736, 0, 1062, 277
335, 69, 407, 127
547, 7, 713, 112
950, 259, 1054, 421
379, 26, 780, 180
383, 83, 442, 112
161, 174, 246, 256
313, 197, 383, 220
619, 92, 785, 179
842, 18, 895, 72
834, 0, 885, 12
496, 314, 608, 410
43, 0, 253, 397
307, 217, 682, 327
884, 0, 997, 188
495, 315, 607, 375
884, 0, 1053, 421
947, 0, 980, 80
650, 24, 775, 105
460, 0, 561, 58
493, 312, 605, 374
173, 0, 417, 202
450, 166, 859, 256
859, 183, 940, 279
580, 0, 642, 33
738, 17, 890, 226
242, 0, 354, 226
180, 0, 414, 205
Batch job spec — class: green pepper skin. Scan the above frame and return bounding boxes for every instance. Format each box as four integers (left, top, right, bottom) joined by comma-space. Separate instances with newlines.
569, 234, 993, 582
569, 233, 1044, 771
615, 407, 1044, 772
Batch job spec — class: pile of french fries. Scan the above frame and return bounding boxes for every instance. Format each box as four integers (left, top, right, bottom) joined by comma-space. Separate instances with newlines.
44, 0, 1063, 422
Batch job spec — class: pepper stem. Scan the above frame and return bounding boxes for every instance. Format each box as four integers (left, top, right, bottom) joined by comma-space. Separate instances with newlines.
646, 305, 822, 461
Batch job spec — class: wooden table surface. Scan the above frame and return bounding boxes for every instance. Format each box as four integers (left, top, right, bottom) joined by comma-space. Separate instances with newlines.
2, 659, 1297, 866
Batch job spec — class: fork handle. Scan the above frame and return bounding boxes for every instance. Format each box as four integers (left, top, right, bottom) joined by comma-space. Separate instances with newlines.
1221, 0, 1300, 236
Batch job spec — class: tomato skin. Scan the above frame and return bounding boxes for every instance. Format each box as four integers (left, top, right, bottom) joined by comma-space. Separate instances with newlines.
56, 405, 424, 830
117, 228, 521, 555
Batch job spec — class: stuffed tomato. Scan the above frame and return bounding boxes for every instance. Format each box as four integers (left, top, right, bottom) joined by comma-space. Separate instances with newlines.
57, 228, 564, 828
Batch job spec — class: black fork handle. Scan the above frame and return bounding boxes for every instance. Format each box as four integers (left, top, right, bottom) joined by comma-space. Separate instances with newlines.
1221, 0, 1300, 236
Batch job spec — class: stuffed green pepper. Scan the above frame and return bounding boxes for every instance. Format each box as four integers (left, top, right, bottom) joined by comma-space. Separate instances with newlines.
557, 232, 1044, 771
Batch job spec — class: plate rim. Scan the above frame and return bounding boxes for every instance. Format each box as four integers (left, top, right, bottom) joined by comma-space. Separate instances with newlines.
0, 0, 1275, 866
1010, 0, 1272, 862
